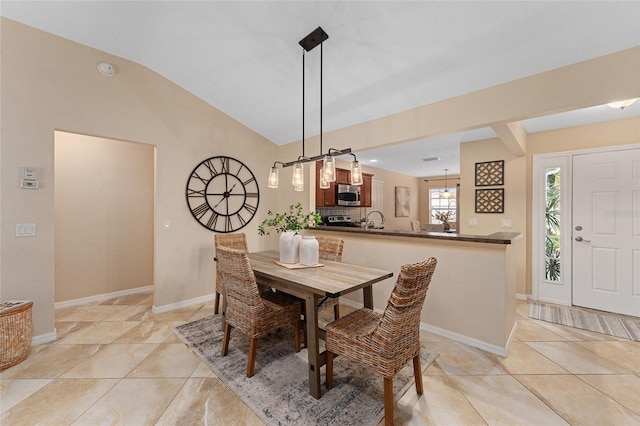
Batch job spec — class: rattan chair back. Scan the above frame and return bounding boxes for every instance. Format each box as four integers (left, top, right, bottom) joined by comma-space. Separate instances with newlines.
215, 246, 265, 328
371, 257, 437, 359
316, 236, 344, 262
324, 257, 438, 425
216, 245, 302, 377
214, 233, 248, 313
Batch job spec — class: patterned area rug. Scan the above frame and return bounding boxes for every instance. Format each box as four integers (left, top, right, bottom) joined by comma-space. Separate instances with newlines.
174, 314, 437, 426
529, 302, 640, 341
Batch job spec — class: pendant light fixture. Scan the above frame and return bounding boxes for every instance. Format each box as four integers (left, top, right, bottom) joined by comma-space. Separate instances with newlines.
349, 153, 363, 185
267, 27, 356, 190
440, 168, 452, 199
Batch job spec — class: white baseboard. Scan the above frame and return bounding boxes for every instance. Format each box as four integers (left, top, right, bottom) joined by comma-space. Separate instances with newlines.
152, 293, 215, 314
420, 322, 515, 357
31, 331, 57, 345
54, 285, 153, 310
338, 297, 514, 356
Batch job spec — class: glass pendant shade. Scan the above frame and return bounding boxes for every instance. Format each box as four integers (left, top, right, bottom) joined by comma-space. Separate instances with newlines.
267, 166, 279, 188
323, 155, 336, 182
292, 162, 304, 187
294, 183, 304, 191
350, 160, 363, 185
440, 189, 452, 199
319, 166, 330, 189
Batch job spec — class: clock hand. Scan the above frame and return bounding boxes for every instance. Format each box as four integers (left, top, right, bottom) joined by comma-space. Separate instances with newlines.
212, 183, 238, 209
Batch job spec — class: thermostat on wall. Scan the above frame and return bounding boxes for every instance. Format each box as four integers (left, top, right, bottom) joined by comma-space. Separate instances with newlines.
21, 167, 38, 189
21, 180, 38, 189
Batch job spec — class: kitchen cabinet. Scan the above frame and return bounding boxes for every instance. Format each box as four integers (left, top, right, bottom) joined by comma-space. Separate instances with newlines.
336, 168, 350, 185
315, 162, 373, 207
361, 173, 373, 207
315, 161, 336, 207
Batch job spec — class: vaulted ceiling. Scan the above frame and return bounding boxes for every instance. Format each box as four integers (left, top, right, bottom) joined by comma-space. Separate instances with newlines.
2, 1, 639, 175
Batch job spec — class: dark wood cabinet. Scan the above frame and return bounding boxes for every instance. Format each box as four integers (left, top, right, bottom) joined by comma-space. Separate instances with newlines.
315, 162, 373, 208
336, 168, 350, 185
315, 161, 337, 207
361, 173, 373, 207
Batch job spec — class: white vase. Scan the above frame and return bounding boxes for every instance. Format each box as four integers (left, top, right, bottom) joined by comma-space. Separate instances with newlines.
279, 231, 301, 264
299, 236, 319, 266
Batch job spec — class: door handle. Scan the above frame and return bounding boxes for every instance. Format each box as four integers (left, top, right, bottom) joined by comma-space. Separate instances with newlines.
575, 236, 591, 242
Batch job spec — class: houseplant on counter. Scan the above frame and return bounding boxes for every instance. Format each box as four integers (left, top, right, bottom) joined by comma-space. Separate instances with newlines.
432, 210, 454, 231
258, 202, 322, 263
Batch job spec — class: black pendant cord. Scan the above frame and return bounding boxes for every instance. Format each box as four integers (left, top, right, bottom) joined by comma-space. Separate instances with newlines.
320, 42, 323, 156
302, 50, 305, 158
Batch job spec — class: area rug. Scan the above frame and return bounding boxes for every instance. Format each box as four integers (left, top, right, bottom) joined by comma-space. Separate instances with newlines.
173, 314, 437, 426
529, 302, 640, 341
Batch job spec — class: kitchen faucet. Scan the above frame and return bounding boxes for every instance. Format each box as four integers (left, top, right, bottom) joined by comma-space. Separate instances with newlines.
366, 210, 386, 229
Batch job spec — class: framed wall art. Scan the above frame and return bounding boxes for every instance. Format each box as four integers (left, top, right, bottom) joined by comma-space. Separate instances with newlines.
395, 186, 410, 217
475, 160, 504, 186
475, 188, 504, 213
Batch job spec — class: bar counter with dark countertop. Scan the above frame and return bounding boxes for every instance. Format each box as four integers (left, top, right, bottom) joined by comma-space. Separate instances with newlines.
313, 225, 521, 245
306, 225, 523, 356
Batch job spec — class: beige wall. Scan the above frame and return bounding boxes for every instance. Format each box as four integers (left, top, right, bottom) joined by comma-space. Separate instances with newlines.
358, 162, 420, 230
1, 19, 279, 338
54, 131, 154, 302
2, 17, 639, 341
459, 138, 528, 294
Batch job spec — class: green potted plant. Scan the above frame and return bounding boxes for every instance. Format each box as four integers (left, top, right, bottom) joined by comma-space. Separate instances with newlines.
258, 202, 322, 263
432, 210, 453, 231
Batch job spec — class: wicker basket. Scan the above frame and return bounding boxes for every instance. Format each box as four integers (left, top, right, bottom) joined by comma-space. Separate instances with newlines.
0, 300, 33, 370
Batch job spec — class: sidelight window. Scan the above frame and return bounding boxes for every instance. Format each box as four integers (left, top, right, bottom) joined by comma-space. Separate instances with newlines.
545, 168, 561, 282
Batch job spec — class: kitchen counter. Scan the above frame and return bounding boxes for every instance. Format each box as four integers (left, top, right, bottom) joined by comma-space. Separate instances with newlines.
307, 225, 523, 356
314, 225, 520, 245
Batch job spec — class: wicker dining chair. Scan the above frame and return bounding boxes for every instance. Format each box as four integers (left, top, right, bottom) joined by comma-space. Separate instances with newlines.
216, 245, 302, 378
316, 235, 345, 319
325, 257, 438, 426
214, 233, 248, 315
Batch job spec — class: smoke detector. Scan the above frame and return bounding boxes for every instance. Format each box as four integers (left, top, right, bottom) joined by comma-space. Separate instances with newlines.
97, 62, 115, 76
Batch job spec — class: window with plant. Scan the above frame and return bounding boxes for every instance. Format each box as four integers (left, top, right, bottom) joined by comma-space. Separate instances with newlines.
429, 188, 456, 227
545, 168, 561, 282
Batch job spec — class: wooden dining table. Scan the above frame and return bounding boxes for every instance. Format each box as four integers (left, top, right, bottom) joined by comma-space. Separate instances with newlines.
246, 250, 393, 399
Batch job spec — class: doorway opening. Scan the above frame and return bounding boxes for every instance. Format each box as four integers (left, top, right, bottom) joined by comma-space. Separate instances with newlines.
54, 131, 155, 305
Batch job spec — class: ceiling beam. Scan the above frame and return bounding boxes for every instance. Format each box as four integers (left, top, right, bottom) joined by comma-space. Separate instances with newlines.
288, 46, 640, 154
490, 121, 527, 156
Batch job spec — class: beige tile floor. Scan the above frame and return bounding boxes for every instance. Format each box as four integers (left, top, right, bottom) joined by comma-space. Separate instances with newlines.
2, 291, 639, 425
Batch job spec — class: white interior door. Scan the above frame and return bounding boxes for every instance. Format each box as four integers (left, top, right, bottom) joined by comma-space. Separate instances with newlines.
572, 148, 640, 317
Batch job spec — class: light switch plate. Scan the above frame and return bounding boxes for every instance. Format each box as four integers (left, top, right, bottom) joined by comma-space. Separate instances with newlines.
16, 223, 36, 237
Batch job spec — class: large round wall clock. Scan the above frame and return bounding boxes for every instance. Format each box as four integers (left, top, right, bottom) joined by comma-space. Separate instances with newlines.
186, 156, 260, 233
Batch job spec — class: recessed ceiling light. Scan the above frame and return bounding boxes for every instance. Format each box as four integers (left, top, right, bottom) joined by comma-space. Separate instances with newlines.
98, 61, 115, 76
369, 159, 378, 163
422, 157, 440, 162
606, 98, 637, 110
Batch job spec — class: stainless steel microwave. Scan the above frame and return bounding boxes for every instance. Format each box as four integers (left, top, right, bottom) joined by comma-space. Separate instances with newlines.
337, 184, 361, 206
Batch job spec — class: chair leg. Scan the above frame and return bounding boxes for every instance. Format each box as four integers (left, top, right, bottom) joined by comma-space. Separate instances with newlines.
384, 377, 394, 426
333, 303, 340, 320
413, 354, 423, 394
221, 323, 232, 356
293, 320, 301, 353
326, 351, 334, 389
247, 337, 258, 378
214, 291, 220, 315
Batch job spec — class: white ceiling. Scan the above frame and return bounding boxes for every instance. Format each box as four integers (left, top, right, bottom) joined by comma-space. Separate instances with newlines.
2, 1, 639, 176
